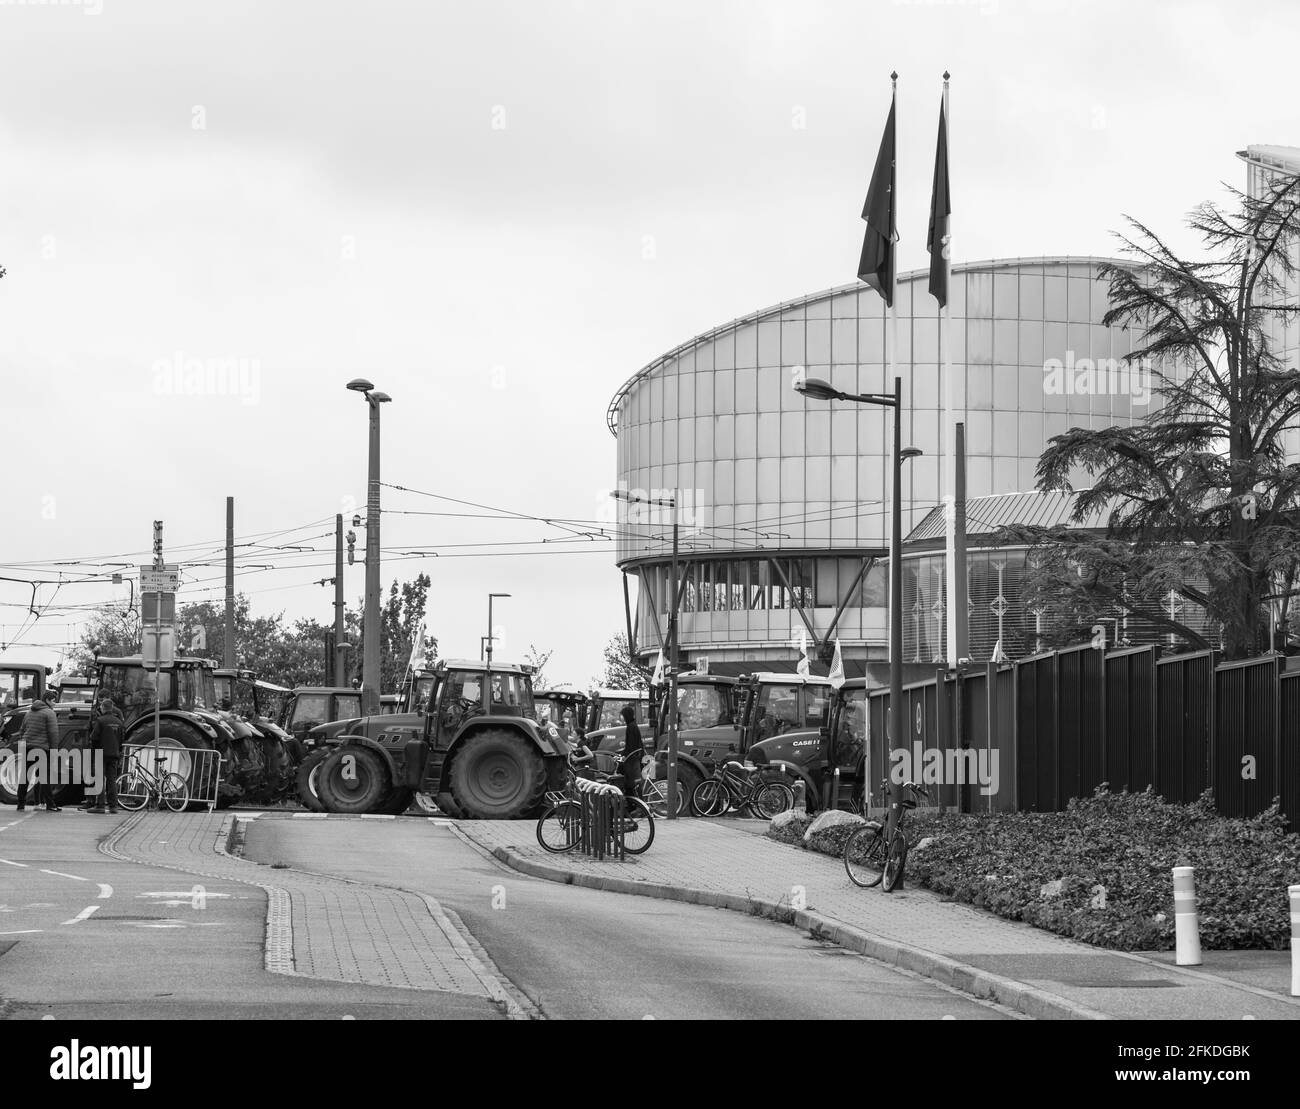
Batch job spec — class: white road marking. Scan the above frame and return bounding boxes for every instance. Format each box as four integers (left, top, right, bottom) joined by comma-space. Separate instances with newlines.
292, 813, 327, 819
60, 905, 100, 925
96, 884, 113, 899
40, 869, 89, 882
0, 929, 43, 935
0, 818, 29, 832
138, 891, 238, 899
359, 814, 395, 820
0, 858, 29, 868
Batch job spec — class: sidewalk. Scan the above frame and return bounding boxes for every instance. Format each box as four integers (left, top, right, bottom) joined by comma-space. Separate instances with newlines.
459, 817, 1300, 1021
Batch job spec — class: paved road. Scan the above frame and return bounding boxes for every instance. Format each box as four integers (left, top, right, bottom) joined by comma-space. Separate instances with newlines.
244, 816, 1014, 1020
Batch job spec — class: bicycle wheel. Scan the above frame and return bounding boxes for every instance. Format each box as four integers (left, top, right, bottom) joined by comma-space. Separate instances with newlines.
640, 778, 684, 818
159, 772, 190, 813
881, 832, 909, 892
618, 797, 655, 855
843, 823, 886, 888
691, 779, 727, 817
750, 781, 795, 819
536, 801, 584, 853
115, 772, 148, 812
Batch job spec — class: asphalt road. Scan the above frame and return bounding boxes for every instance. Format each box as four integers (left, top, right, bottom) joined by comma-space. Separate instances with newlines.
244, 816, 1015, 1020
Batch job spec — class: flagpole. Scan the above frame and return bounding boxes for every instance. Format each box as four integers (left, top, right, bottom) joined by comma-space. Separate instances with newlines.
941, 71, 958, 666
886, 70, 899, 692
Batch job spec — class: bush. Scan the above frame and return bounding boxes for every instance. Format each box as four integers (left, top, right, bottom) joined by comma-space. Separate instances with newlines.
766, 810, 814, 845
902, 787, 1300, 951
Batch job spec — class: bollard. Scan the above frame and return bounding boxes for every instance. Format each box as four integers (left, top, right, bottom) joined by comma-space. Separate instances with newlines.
1290, 885, 1300, 997
792, 778, 806, 813
1172, 866, 1202, 966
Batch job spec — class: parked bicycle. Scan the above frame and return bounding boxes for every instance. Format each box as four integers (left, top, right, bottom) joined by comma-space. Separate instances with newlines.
535, 753, 655, 854
116, 753, 190, 813
638, 755, 687, 817
843, 779, 928, 891
690, 759, 795, 819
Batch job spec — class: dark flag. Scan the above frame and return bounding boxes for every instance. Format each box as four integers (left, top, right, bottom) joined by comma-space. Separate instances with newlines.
857, 89, 896, 306
927, 92, 951, 308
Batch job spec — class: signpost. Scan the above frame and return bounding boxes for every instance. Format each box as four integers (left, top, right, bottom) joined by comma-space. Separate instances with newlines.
141, 525, 177, 809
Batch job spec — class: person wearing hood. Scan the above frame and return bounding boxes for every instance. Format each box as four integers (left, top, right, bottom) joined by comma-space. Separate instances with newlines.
16, 690, 61, 812
618, 703, 645, 801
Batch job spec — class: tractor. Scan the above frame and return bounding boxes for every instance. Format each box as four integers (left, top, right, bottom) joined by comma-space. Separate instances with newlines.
736, 673, 835, 809
49, 675, 98, 706
0, 660, 48, 713
212, 668, 300, 805
278, 686, 366, 812
585, 688, 650, 732
749, 677, 867, 813
0, 663, 94, 807
533, 685, 589, 739
308, 658, 569, 819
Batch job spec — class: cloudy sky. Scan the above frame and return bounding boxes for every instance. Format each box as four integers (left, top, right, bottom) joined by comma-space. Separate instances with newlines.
0, 0, 1295, 684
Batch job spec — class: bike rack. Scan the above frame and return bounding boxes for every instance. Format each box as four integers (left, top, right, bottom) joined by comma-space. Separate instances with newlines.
572, 776, 626, 861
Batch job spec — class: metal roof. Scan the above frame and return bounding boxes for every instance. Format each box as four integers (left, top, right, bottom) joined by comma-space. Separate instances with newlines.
905, 490, 1109, 545
605, 255, 1133, 437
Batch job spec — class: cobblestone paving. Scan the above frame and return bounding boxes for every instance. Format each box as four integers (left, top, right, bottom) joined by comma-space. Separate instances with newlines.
105, 812, 492, 996
461, 817, 1091, 957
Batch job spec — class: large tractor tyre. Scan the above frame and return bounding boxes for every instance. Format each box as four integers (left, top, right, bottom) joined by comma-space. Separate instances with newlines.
0, 741, 24, 805
294, 747, 330, 813
315, 746, 391, 814
378, 786, 414, 815
127, 719, 218, 811
448, 729, 547, 820
48, 728, 89, 806
674, 764, 704, 816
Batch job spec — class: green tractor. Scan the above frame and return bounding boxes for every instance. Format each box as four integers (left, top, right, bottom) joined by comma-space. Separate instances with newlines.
0, 661, 93, 807
280, 686, 367, 812
0, 660, 48, 713
212, 668, 300, 805
308, 658, 569, 819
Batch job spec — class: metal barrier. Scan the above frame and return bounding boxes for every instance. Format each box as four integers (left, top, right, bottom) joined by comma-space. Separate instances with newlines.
120, 743, 225, 812
572, 776, 625, 860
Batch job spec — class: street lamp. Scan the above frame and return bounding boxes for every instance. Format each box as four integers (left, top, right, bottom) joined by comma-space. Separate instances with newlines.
347, 378, 391, 716
611, 488, 681, 819
794, 374, 910, 880
486, 593, 511, 664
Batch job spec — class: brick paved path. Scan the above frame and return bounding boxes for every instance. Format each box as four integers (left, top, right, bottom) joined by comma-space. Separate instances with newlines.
104, 811, 495, 998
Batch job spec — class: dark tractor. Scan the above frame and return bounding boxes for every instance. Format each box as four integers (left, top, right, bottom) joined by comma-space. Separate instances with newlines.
533, 686, 589, 740
738, 673, 835, 810
589, 673, 741, 809
92, 656, 246, 808
280, 686, 366, 812
212, 668, 299, 805
309, 659, 569, 819
0, 663, 93, 807
399, 669, 437, 715
585, 688, 650, 733
49, 675, 98, 706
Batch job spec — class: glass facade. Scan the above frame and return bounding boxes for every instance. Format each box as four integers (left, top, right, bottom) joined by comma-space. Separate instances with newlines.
611, 258, 1161, 667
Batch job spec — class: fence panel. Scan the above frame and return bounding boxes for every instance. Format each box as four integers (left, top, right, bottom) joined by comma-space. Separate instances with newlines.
1156, 651, 1214, 804
1280, 670, 1300, 830
1104, 646, 1158, 792
1056, 645, 1104, 802
1015, 653, 1058, 810
1215, 657, 1280, 819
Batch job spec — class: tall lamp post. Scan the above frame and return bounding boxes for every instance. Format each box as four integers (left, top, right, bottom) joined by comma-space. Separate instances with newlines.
486, 593, 510, 664
611, 488, 680, 819
347, 378, 391, 716
794, 374, 912, 871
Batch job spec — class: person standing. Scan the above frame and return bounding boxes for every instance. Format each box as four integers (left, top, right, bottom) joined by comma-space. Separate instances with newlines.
618, 703, 644, 801
88, 699, 124, 814
16, 690, 61, 812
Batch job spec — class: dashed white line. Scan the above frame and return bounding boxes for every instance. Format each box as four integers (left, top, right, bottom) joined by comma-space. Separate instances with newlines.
60, 905, 100, 926
0, 858, 28, 868
0, 929, 43, 935
40, 869, 89, 882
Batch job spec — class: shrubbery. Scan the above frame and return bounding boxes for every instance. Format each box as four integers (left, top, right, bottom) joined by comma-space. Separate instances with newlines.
764, 786, 1300, 951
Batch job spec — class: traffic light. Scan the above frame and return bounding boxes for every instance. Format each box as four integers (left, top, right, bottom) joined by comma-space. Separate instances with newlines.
346, 530, 356, 565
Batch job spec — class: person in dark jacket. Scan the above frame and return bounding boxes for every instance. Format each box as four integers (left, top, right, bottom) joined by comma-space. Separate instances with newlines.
88, 700, 124, 814
618, 703, 644, 801
16, 691, 61, 812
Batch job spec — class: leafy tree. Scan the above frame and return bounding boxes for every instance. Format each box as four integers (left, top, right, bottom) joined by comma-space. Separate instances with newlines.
70, 606, 142, 669
523, 645, 554, 689
1009, 172, 1300, 658
592, 632, 650, 690
345, 573, 437, 691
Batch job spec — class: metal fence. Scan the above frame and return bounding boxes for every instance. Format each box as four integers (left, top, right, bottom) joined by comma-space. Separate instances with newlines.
121, 743, 223, 811
863, 646, 1300, 827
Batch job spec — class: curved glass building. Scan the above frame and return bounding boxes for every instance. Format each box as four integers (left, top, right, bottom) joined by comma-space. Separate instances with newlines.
608, 257, 1158, 674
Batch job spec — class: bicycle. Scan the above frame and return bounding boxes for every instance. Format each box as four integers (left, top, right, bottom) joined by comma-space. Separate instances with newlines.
637, 756, 687, 817
535, 754, 655, 855
116, 752, 190, 813
843, 779, 928, 891
690, 759, 795, 819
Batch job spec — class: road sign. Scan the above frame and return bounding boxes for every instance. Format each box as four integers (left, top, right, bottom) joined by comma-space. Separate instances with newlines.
142, 625, 175, 667
140, 565, 180, 593
141, 592, 176, 623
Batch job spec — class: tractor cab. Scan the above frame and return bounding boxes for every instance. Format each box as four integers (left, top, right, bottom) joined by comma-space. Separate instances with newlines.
213, 668, 294, 741
398, 668, 438, 715
281, 687, 365, 748
379, 694, 402, 714
95, 656, 222, 720
533, 686, 588, 739
0, 662, 48, 713
587, 689, 650, 732
49, 675, 97, 705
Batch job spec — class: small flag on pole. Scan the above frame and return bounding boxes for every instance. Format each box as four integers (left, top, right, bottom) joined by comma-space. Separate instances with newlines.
407, 621, 426, 671
858, 76, 898, 306
829, 638, 845, 690
797, 629, 811, 678
926, 82, 951, 308
651, 647, 665, 687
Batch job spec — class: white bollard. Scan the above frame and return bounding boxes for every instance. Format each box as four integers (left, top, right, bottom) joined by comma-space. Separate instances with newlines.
1173, 866, 1202, 966
1290, 885, 1300, 997
792, 779, 806, 813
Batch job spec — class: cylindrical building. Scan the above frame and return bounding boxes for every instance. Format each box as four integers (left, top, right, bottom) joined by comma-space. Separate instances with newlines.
608, 257, 1158, 675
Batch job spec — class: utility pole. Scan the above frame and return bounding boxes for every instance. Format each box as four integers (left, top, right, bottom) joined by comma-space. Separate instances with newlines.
152, 521, 164, 802
954, 421, 969, 663
334, 513, 346, 686
224, 497, 235, 667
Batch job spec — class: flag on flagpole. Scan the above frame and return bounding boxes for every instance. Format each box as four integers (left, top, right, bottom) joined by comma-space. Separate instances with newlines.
857, 76, 897, 306
651, 647, 665, 687
406, 620, 426, 671
796, 629, 811, 677
828, 638, 845, 690
926, 86, 950, 309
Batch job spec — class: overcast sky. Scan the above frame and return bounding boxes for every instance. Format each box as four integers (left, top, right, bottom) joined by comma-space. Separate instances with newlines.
1, 0, 1295, 685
